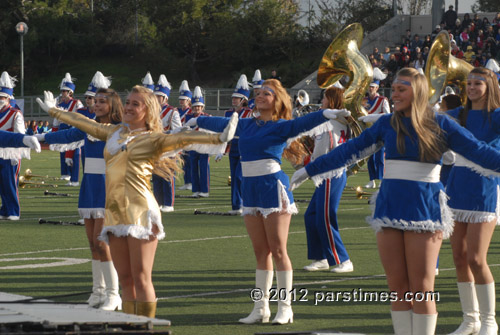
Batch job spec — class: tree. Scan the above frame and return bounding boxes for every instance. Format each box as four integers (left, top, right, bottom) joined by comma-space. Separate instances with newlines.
471, 0, 500, 13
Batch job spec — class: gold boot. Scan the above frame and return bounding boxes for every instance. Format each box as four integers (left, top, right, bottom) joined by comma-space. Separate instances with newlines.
136, 301, 157, 318
122, 301, 136, 315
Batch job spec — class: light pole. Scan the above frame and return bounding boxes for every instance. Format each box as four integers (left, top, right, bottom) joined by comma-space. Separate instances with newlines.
15, 22, 28, 97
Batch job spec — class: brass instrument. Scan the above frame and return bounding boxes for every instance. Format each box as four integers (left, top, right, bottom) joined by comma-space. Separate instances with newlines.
317, 23, 374, 174
425, 31, 473, 105
23, 168, 61, 181
19, 175, 58, 188
355, 186, 371, 200
296, 89, 310, 107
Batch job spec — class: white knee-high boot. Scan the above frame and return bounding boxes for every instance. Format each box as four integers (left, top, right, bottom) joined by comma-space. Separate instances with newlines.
449, 282, 480, 335
88, 259, 105, 308
412, 312, 437, 335
272, 270, 293, 325
391, 310, 412, 335
99, 261, 122, 311
239, 270, 273, 324
475, 283, 498, 335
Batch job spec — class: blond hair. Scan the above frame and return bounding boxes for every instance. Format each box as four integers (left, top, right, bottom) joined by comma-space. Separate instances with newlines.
461, 67, 500, 125
261, 79, 308, 165
390, 68, 447, 162
129, 85, 182, 179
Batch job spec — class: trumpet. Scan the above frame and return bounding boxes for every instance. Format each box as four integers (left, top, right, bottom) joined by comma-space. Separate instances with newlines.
344, 186, 372, 199
19, 176, 58, 188
23, 169, 61, 181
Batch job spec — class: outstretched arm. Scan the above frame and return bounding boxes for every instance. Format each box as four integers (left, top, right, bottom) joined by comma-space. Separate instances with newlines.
37, 91, 114, 141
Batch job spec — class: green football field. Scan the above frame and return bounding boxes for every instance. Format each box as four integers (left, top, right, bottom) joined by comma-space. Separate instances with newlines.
1, 149, 499, 334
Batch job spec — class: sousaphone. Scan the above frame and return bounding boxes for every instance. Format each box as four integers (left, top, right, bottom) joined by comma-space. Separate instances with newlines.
425, 31, 473, 105
317, 22, 373, 139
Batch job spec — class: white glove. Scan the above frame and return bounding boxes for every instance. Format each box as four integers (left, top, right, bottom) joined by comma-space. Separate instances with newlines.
323, 108, 351, 120
10, 159, 18, 166
290, 167, 310, 191
215, 153, 223, 162
184, 117, 198, 128
22, 136, 41, 153
219, 112, 238, 142
65, 158, 73, 167
36, 91, 57, 113
358, 114, 384, 123
34, 133, 46, 142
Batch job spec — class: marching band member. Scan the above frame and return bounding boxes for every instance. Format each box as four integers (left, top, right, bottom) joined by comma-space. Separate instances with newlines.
177, 80, 193, 191
302, 84, 353, 273
188, 79, 349, 325
185, 86, 211, 197
37, 75, 122, 312
290, 68, 500, 334
37, 86, 238, 318
247, 69, 264, 110
363, 68, 390, 189
54, 73, 84, 185
0, 71, 27, 220
222, 74, 252, 213
485, 59, 500, 85
153, 74, 181, 212
446, 67, 500, 335
0, 130, 40, 152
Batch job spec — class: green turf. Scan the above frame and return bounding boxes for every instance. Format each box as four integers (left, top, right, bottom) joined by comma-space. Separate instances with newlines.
1, 150, 499, 334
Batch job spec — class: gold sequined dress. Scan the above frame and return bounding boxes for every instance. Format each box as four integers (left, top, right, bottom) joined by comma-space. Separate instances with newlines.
48, 107, 223, 242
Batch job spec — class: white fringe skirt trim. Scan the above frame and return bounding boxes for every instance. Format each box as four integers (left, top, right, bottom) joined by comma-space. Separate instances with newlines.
0, 147, 31, 160
450, 185, 500, 225
242, 180, 298, 218
98, 210, 165, 244
78, 208, 105, 219
183, 142, 227, 155
311, 142, 382, 187
367, 190, 455, 239
49, 140, 84, 152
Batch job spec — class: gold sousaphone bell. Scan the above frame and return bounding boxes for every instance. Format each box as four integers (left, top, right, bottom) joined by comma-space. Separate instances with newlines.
317, 23, 374, 174
425, 31, 473, 105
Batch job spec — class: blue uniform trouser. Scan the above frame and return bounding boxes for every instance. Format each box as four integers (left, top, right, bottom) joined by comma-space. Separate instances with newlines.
304, 172, 349, 266
0, 159, 20, 217
367, 147, 385, 181
68, 148, 80, 183
59, 152, 69, 177
190, 152, 210, 193
229, 155, 242, 210
182, 153, 192, 185
152, 174, 175, 207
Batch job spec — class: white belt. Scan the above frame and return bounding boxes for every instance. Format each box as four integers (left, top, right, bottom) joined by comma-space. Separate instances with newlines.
384, 159, 441, 183
84, 157, 106, 174
241, 159, 281, 177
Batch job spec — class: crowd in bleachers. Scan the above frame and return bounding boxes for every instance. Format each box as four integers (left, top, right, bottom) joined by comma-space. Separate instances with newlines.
25, 120, 51, 135
370, 9, 500, 88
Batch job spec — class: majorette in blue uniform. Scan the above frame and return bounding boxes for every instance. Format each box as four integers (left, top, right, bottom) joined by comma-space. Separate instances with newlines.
295, 113, 500, 239
224, 74, 253, 213
153, 74, 181, 212
45, 71, 111, 219
363, 68, 390, 189
247, 69, 264, 110
53, 73, 83, 185
196, 109, 336, 217
185, 86, 211, 197
0, 71, 28, 220
177, 80, 193, 190
446, 106, 500, 223
303, 85, 353, 273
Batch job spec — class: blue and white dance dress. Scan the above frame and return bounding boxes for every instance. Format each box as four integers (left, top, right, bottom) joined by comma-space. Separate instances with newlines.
197, 110, 332, 217
303, 113, 500, 238
446, 107, 500, 223
45, 127, 106, 218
